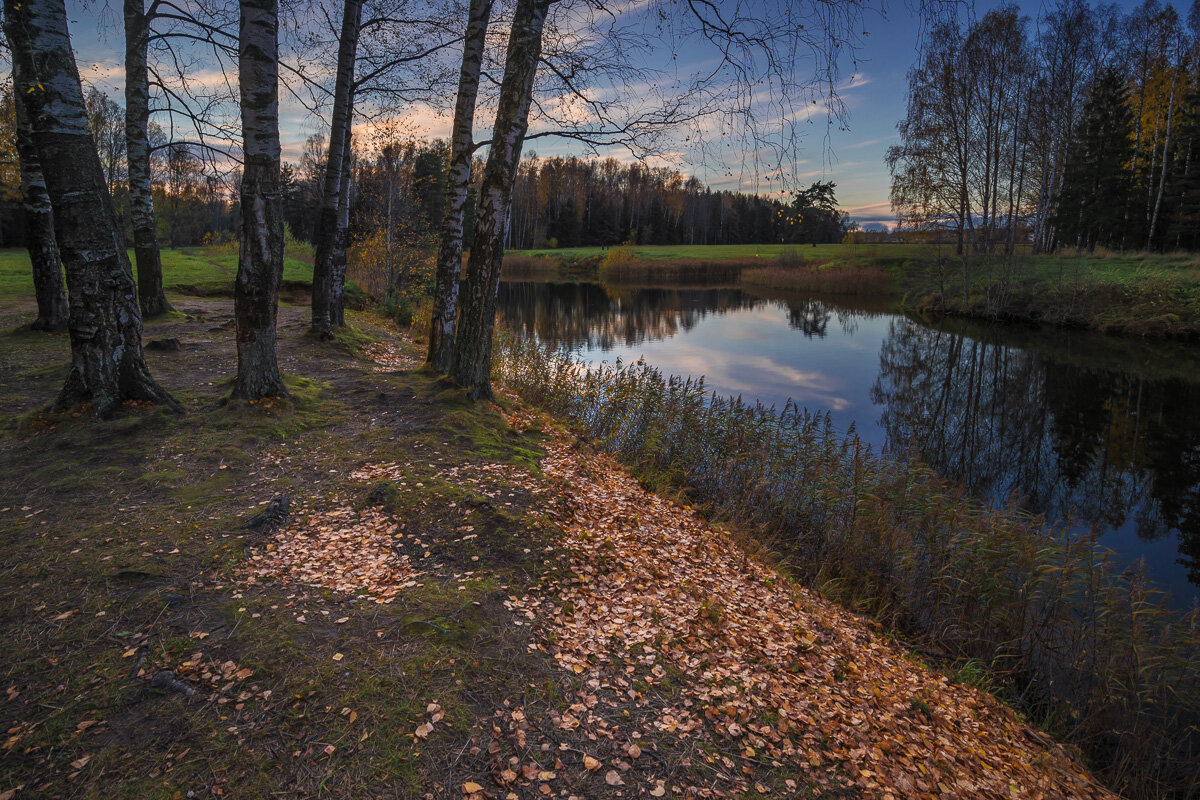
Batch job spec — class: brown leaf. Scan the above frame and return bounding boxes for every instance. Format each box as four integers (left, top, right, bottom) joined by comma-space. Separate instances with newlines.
605, 770, 623, 786
583, 755, 601, 771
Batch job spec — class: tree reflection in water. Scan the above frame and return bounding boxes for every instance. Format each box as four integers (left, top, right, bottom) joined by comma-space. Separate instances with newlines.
873, 318, 1200, 587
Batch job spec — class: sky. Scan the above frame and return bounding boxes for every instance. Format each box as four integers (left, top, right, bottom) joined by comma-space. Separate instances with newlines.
57, 0, 1189, 229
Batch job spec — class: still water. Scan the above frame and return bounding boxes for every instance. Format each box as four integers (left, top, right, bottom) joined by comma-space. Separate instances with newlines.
498, 280, 1200, 607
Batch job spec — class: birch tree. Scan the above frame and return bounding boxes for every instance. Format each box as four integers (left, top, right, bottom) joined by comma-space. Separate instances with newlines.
427, 0, 493, 372
310, 0, 364, 338
232, 0, 288, 399
451, 0, 551, 398
3, 0, 180, 416
126, 0, 171, 316
13, 84, 68, 331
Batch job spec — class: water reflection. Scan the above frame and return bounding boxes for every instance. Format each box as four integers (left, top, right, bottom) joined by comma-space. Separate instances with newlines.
874, 318, 1200, 592
496, 280, 1200, 604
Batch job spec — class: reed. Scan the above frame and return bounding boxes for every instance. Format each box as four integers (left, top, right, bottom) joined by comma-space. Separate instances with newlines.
742, 263, 893, 295
494, 337, 1200, 800
599, 257, 757, 284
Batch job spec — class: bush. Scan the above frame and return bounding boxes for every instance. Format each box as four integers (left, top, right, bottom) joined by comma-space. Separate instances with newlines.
776, 246, 804, 268
343, 280, 369, 311
379, 287, 416, 327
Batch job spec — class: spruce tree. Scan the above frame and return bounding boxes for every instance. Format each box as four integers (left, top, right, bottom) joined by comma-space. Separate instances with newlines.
1055, 67, 1135, 250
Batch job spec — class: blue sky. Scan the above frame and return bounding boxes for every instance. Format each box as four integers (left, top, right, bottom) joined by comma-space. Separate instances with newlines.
57, 0, 1191, 228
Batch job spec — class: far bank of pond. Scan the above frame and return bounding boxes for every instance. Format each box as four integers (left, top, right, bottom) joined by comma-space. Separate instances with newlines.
497, 278, 1200, 607
505, 245, 1200, 340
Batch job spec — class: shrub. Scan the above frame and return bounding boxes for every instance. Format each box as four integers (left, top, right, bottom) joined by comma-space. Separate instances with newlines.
380, 287, 416, 327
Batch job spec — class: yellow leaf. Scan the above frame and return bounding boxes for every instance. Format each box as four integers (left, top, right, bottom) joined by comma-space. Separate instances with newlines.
462, 782, 483, 793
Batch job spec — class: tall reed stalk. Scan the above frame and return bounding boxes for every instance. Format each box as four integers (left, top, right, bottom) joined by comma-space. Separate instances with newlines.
495, 337, 1200, 800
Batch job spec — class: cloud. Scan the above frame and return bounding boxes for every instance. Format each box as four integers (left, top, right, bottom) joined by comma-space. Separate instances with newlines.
843, 201, 896, 227
843, 136, 891, 150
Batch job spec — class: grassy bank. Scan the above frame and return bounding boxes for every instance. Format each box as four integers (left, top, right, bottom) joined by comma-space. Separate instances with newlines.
494, 336, 1200, 800
0, 244, 315, 303
507, 243, 1200, 338
899, 249, 1200, 338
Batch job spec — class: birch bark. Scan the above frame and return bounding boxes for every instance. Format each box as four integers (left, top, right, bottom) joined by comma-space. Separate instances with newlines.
451, 0, 551, 399
4, 0, 179, 416
330, 124, 353, 327
232, 0, 288, 399
125, 0, 172, 317
13, 81, 68, 332
310, 0, 362, 336
427, 0, 494, 373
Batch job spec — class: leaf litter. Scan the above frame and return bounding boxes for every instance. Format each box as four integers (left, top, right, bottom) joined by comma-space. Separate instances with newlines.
483, 411, 1117, 800
230, 343, 1116, 799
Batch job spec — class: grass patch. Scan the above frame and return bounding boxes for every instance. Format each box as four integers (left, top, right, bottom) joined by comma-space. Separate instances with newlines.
0, 299, 562, 798
0, 246, 315, 303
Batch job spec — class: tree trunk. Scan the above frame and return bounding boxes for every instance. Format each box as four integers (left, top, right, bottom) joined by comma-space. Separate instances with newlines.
4, 0, 179, 417
427, 0, 495, 373
330, 125, 352, 327
233, 0, 288, 399
310, 0, 362, 337
451, 0, 550, 399
125, 0, 172, 317
1147, 70, 1177, 250
13, 82, 68, 332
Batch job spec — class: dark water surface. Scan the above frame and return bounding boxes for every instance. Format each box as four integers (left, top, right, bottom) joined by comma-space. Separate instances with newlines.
498, 280, 1200, 607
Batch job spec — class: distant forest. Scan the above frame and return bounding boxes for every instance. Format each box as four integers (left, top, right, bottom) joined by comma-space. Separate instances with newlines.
888, 0, 1200, 254
0, 90, 849, 253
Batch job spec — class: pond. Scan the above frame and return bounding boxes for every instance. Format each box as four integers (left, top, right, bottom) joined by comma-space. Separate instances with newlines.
497, 279, 1200, 607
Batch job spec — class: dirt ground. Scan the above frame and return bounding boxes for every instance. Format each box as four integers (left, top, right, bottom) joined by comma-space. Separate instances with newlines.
0, 294, 1114, 800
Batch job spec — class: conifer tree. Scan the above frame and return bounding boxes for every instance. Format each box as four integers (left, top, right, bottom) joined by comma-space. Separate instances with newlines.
1055, 67, 1135, 250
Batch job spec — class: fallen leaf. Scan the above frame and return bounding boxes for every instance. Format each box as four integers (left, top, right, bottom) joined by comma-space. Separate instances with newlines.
583, 755, 601, 771
332, 653, 344, 662
605, 770, 623, 786
70, 755, 90, 770
462, 782, 483, 794
414, 723, 433, 739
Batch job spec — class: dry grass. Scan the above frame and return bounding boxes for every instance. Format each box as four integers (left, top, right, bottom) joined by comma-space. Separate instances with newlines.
599, 257, 757, 284
742, 264, 893, 295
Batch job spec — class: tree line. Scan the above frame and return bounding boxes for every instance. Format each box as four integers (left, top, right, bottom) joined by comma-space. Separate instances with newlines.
4, 0, 871, 413
887, 0, 1200, 255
